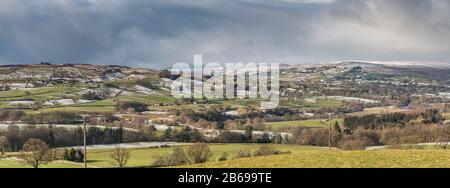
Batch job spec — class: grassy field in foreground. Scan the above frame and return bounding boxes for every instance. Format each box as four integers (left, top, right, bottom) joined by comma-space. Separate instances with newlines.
85, 144, 314, 167
181, 149, 450, 168
267, 119, 344, 130
0, 159, 83, 168
2, 145, 449, 168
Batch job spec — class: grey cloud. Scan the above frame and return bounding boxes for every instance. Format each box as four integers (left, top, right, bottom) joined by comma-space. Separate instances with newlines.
0, 0, 448, 68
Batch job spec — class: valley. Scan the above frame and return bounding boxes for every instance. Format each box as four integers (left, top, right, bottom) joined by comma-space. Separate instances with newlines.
1, 61, 450, 168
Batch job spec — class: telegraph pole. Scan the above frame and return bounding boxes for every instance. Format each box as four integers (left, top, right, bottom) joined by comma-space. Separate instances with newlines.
326, 113, 333, 150
82, 113, 88, 168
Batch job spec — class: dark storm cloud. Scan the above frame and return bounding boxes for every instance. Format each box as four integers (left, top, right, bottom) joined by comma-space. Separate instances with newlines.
0, 0, 448, 68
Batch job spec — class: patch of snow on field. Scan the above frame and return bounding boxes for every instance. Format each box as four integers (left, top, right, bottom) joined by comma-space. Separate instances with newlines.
153, 124, 177, 131
134, 85, 153, 94
50, 99, 76, 105
44, 99, 95, 106
362, 61, 450, 68
323, 96, 379, 104
9, 101, 35, 105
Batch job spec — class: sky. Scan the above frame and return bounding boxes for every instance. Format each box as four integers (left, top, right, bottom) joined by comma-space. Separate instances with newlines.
0, 0, 449, 68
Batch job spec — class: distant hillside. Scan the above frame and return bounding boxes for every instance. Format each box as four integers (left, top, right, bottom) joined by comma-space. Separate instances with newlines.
335, 61, 450, 81
0, 63, 157, 83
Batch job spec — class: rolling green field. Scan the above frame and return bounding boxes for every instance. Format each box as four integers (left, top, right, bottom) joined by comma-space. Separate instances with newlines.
0, 85, 83, 101
182, 149, 450, 168
2, 144, 449, 168
37, 106, 116, 113
280, 98, 343, 109
37, 93, 176, 112
267, 119, 344, 130
85, 144, 310, 167
0, 144, 311, 168
303, 98, 343, 109
117, 95, 176, 105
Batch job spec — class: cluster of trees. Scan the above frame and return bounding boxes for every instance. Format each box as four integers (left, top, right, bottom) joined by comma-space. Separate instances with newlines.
210, 128, 273, 144
80, 126, 125, 145
293, 121, 344, 147
116, 101, 148, 113
0, 82, 10, 91
9, 139, 79, 168
222, 118, 267, 131
344, 109, 445, 130
141, 124, 277, 144
0, 110, 82, 124
173, 104, 371, 133
344, 113, 419, 129
177, 106, 230, 124
0, 110, 27, 122
0, 125, 139, 152
175, 106, 269, 131
81, 90, 109, 100
26, 111, 82, 124
153, 143, 213, 167
211, 131, 253, 143
153, 144, 291, 167
63, 148, 85, 162
161, 127, 205, 142
421, 109, 446, 124
293, 122, 450, 150
339, 124, 450, 150
158, 69, 180, 80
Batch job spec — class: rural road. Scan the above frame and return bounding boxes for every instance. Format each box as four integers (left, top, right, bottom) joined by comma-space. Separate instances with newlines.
365, 142, 450, 150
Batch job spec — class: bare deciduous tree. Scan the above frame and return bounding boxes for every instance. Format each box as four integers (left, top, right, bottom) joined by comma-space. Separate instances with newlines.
19, 139, 51, 168
153, 147, 191, 167
0, 136, 7, 158
187, 143, 213, 163
110, 147, 130, 168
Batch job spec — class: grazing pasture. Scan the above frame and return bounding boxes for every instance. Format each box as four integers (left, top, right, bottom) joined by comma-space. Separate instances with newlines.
182, 149, 450, 168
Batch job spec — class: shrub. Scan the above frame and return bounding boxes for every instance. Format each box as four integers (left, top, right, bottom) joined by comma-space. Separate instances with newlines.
379, 127, 401, 146
253, 146, 290, 156
339, 128, 380, 150
81, 91, 106, 100
153, 147, 191, 166
174, 127, 205, 142
187, 143, 213, 164
218, 152, 229, 161
235, 150, 252, 159
64, 148, 85, 162
253, 146, 278, 156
